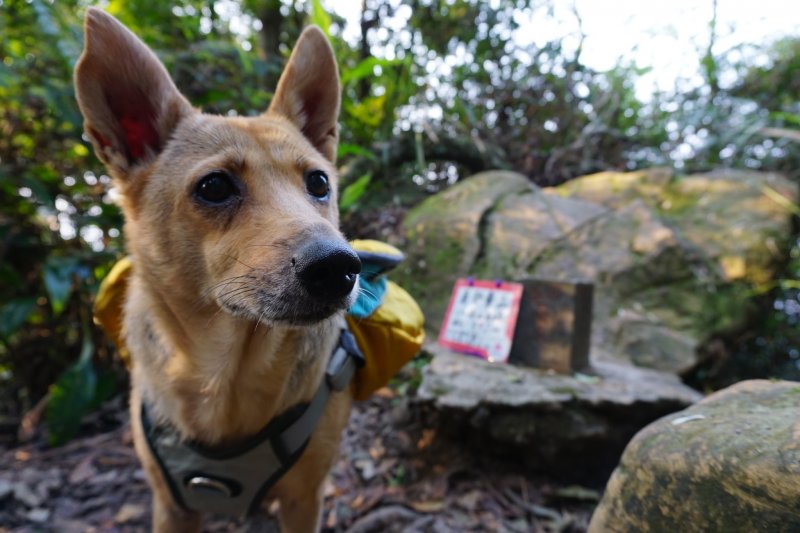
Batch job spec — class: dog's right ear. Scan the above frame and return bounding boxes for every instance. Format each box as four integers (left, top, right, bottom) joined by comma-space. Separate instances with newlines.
74, 8, 192, 176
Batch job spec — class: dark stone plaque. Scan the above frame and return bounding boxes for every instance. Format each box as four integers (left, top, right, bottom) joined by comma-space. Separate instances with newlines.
508, 279, 593, 373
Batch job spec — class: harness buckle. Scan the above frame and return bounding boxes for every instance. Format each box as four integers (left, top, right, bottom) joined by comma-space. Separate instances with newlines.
185, 475, 240, 498
326, 330, 364, 392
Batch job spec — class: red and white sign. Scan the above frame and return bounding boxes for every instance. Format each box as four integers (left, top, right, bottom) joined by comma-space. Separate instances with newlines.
438, 278, 523, 363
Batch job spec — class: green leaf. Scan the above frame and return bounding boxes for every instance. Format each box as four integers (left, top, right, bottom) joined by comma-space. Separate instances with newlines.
769, 111, 800, 127
20, 176, 54, 206
340, 173, 371, 211
43, 256, 78, 316
46, 331, 96, 446
91, 370, 119, 409
342, 57, 403, 85
0, 297, 37, 338
337, 143, 375, 160
310, 0, 331, 36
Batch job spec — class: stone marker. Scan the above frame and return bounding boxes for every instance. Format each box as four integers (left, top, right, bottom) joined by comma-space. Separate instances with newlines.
589, 380, 800, 532
508, 279, 593, 373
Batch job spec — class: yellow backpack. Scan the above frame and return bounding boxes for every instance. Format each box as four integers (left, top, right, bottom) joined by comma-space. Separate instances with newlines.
93, 240, 424, 401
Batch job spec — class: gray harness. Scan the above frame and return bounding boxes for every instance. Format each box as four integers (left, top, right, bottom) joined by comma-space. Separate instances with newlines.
141, 329, 364, 518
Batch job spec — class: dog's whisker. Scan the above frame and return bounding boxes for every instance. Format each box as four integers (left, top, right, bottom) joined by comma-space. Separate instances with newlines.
224, 254, 258, 271
242, 243, 283, 249
199, 276, 253, 301
253, 310, 267, 333
201, 275, 255, 296
217, 286, 257, 300
204, 275, 253, 293
357, 286, 378, 300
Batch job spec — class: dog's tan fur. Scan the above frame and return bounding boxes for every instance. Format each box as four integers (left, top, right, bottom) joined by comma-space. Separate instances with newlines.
75, 8, 353, 532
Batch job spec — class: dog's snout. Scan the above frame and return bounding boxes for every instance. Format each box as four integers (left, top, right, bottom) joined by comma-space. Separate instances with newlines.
294, 239, 361, 302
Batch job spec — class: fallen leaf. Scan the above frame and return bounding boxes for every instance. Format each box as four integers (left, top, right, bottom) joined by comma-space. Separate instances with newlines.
351, 493, 365, 509
325, 508, 338, 529
69, 456, 97, 485
550, 485, 600, 502
360, 485, 386, 511
377, 457, 398, 475
456, 489, 482, 511
15, 450, 31, 461
368, 438, 385, 460
13, 482, 43, 507
374, 387, 395, 399
410, 500, 444, 513
323, 478, 337, 498
384, 430, 413, 455
89, 469, 119, 485
115, 503, 146, 524
0, 479, 13, 499
417, 429, 436, 450
574, 373, 601, 384
27, 508, 50, 523
354, 458, 377, 481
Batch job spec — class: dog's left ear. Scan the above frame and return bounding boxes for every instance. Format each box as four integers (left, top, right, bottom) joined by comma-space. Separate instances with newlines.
268, 26, 340, 163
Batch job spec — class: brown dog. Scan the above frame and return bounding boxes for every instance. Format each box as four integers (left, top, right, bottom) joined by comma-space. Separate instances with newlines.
75, 8, 360, 532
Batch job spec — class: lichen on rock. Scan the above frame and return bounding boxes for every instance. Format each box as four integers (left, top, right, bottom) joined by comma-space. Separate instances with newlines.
589, 380, 800, 532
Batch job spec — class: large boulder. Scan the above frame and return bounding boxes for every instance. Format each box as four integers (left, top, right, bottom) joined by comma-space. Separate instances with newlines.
415, 344, 702, 482
589, 380, 800, 531
397, 168, 795, 374
400, 171, 532, 325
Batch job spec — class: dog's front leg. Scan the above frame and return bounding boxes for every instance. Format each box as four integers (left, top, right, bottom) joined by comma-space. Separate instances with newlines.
277, 486, 324, 533
151, 493, 201, 533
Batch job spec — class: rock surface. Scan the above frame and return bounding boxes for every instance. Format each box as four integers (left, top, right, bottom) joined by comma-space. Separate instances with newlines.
414, 344, 702, 483
588, 379, 800, 532
397, 168, 795, 374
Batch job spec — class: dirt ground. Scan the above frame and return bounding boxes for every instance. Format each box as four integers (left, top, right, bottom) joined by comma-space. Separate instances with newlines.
0, 390, 597, 532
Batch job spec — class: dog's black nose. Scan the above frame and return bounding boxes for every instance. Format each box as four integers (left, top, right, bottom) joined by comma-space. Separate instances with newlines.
294, 238, 361, 302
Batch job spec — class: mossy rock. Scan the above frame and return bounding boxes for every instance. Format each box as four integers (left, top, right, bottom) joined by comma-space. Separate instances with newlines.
589, 380, 800, 532
528, 200, 693, 292
661, 170, 795, 285
477, 190, 607, 279
552, 167, 674, 210
395, 171, 531, 331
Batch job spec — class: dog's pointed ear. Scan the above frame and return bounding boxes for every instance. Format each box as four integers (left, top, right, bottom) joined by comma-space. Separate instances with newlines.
268, 26, 341, 163
74, 8, 192, 175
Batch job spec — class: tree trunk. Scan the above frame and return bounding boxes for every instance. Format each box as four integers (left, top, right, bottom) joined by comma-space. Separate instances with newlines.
255, 0, 284, 89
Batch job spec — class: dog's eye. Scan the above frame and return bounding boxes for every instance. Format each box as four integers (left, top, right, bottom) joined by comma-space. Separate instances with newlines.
305, 170, 330, 199
196, 172, 236, 204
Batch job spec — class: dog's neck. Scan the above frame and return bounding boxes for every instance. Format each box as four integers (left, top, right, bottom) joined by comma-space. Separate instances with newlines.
125, 274, 341, 446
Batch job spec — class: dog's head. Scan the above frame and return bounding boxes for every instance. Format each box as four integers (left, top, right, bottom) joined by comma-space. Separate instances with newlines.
75, 8, 360, 326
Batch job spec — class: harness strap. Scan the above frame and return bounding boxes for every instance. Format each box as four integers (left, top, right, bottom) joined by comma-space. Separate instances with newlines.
141, 328, 364, 518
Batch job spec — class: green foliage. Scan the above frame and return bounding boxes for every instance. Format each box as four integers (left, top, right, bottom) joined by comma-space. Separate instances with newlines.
0, 0, 124, 434
340, 173, 372, 212
0, 299, 37, 339
309, 0, 331, 35
43, 256, 80, 316
46, 323, 95, 446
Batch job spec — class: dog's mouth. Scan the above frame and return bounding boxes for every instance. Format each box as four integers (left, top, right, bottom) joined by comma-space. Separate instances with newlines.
213, 235, 361, 326
216, 279, 358, 326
